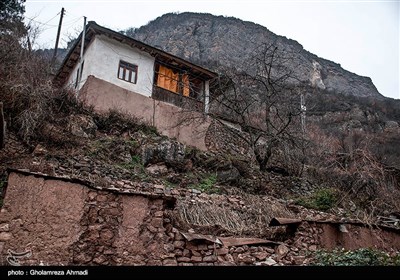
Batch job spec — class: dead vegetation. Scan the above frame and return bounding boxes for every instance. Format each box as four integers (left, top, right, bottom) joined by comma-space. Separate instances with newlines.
170, 190, 293, 238
305, 125, 400, 216
0, 3, 399, 239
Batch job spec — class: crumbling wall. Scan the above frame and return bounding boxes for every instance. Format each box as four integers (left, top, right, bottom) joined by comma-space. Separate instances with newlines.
0, 171, 298, 266
114, 196, 165, 265
1, 171, 399, 266
205, 119, 251, 156
0, 172, 169, 266
159, 229, 283, 266
317, 223, 400, 251
0, 172, 87, 265
0, 102, 5, 149
286, 221, 400, 255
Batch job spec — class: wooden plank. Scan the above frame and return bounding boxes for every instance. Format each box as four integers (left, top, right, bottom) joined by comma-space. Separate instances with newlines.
219, 237, 280, 247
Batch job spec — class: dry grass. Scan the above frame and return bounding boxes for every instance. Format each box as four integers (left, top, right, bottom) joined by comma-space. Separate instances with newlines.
173, 191, 294, 238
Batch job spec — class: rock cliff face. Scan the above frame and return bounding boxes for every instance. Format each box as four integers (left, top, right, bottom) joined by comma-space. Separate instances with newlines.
128, 12, 381, 98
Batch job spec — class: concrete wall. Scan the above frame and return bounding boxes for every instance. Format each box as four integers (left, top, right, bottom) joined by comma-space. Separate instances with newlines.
66, 35, 155, 97
80, 76, 211, 150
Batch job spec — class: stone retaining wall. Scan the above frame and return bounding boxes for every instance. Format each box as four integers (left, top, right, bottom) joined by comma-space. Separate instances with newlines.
0, 171, 299, 266
1, 171, 399, 266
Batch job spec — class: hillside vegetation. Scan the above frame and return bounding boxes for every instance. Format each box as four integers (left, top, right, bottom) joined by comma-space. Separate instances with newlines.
0, 3, 399, 266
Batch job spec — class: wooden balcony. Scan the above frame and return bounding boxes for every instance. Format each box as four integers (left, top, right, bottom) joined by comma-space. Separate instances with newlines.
152, 86, 203, 112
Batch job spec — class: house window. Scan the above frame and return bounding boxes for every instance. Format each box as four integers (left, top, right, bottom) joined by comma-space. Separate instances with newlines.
118, 60, 138, 84
156, 65, 190, 96
157, 65, 179, 93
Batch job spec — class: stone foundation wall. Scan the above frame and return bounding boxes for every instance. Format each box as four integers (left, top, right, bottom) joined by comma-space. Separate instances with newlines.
0, 172, 169, 266
0, 171, 303, 266
205, 119, 252, 157
1, 171, 399, 266
80, 76, 211, 151
158, 230, 282, 266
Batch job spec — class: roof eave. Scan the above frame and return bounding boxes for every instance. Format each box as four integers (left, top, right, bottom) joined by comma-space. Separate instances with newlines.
54, 21, 218, 86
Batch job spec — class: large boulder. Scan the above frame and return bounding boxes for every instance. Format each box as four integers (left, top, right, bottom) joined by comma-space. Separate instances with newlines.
385, 120, 399, 130
142, 139, 185, 166
67, 114, 97, 138
217, 165, 240, 184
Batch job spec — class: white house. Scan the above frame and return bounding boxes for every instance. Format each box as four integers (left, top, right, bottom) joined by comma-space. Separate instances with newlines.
55, 21, 217, 150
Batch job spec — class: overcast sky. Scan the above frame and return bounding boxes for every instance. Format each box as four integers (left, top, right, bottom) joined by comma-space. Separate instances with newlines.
25, 0, 399, 99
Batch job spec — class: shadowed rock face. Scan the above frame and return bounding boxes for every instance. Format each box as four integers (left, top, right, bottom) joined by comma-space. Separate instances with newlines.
129, 12, 381, 99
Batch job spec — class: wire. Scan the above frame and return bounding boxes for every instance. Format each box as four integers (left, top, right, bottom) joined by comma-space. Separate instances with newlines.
24, 13, 60, 27
64, 10, 84, 20
62, 16, 83, 28
39, 24, 58, 32
3, 0, 63, 28
41, 12, 61, 26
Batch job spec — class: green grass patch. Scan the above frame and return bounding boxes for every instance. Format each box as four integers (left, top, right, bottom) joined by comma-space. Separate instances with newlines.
86, 138, 109, 157
311, 248, 400, 266
163, 180, 178, 189
119, 155, 142, 169
189, 173, 219, 194
295, 188, 337, 211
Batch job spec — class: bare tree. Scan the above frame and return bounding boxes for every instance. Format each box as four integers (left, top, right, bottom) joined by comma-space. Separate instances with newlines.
210, 42, 304, 171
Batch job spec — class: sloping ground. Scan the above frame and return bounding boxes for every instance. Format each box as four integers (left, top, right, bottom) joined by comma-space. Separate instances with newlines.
0, 111, 399, 265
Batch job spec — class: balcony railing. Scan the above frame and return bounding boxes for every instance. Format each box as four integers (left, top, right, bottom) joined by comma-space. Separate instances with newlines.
152, 86, 203, 112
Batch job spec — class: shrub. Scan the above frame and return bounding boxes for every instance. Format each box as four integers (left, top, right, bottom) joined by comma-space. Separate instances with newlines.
93, 109, 158, 136
311, 248, 400, 266
190, 173, 219, 194
0, 24, 92, 144
296, 188, 337, 211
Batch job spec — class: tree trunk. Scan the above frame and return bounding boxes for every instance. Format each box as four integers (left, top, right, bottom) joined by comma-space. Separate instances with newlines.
255, 144, 272, 172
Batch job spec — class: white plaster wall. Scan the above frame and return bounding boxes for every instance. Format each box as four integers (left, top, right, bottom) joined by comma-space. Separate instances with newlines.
65, 35, 155, 97
65, 39, 96, 90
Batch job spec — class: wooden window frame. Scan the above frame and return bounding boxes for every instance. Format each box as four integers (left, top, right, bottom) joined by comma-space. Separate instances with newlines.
118, 60, 138, 84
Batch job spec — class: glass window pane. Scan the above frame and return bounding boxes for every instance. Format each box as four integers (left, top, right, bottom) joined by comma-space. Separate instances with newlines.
131, 71, 136, 83
128, 70, 132, 82
118, 61, 137, 83
118, 66, 124, 79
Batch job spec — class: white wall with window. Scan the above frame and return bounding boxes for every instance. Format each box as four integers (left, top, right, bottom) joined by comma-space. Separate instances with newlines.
66, 34, 155, 97
118, 60, 138, 84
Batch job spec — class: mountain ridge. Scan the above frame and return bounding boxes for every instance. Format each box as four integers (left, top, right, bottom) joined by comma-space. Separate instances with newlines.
126, 12, 381, 99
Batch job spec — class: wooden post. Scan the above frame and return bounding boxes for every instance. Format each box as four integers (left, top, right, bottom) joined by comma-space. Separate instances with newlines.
204, 80, 210, 114
51, 7, 65, 66
76, 16, 87, 92
0, 102, 5, 149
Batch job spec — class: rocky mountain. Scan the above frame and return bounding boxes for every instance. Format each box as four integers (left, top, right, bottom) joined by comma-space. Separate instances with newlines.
1, 9, 400, 266
127, 12, 382, 99
126, 12, 400, 170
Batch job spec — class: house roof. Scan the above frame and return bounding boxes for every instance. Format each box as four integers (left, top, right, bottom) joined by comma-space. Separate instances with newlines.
54, 21, 218, 86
